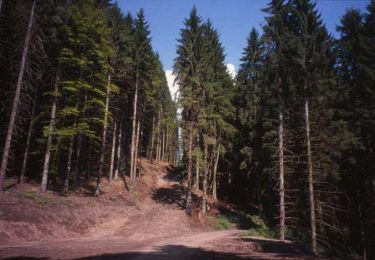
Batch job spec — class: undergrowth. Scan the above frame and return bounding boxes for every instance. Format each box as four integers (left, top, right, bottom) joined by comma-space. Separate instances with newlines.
209, 210, 278, 239
21, 189, 51, 205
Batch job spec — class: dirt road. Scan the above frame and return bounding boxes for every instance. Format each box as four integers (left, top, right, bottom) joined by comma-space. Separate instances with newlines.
0, 166, 321, 259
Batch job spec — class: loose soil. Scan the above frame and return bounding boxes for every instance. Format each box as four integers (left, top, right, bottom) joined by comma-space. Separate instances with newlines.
0, 160, 324, 259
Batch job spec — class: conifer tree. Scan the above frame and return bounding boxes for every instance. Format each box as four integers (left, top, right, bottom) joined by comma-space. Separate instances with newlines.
174, 7, 203, 213
0, 0, 36, 191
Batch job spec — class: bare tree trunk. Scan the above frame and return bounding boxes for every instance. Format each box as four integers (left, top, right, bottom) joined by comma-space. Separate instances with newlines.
162, 129, 166, 161
165, 128, 169, 162
159, 129, 163, 161
41, 72, 59, 191
74, 92, 88, 187
114, 121, 122, 181
195, 136, 200, 191
279, 111, 285, 241
357, 188, 367, 260
19, 96, 36, 183
0, 0, 36, 191
202, 142, 208, 214
156, 108, 161, 161
212, 143, 220, 202
96, 73, 111, 196
149, 115, 155, 162
130, 73, 138, 189
195, 159, 199, 191
161, 129, 164, 161
86, 141, 93, 180
305, 98, 317, 254
186, 122, 193, 214
64, 124, 76, 192
132, 120, 140, 182
73, 134, 82, 187
109, 120, 117, 184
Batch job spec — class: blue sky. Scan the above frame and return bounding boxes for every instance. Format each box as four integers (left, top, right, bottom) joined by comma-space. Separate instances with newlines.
117, 0, 369, 73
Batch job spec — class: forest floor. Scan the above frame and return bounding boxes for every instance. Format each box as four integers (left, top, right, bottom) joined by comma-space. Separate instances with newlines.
0, 160, 324, 259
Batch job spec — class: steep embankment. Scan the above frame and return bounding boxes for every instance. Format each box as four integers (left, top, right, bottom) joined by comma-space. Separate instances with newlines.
0, 160, 198, 245
0, 160, 322, 259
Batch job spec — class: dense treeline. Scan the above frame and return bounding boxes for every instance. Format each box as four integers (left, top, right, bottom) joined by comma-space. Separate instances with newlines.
175, 1, 374, 259
0, 0, 177, 194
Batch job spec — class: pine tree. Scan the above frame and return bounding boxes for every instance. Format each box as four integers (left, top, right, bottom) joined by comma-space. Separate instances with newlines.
174, 7, 203, 213
337, 6, 375, 259
0, 0, 36, 191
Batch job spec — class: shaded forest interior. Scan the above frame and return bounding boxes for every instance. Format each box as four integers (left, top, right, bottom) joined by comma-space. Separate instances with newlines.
0, 0, 374, 259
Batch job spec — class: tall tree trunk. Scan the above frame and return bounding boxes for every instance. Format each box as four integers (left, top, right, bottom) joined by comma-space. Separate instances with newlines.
162, 129, 166, 161
130, 72, 138, 190
96, 73, 111, 196
156, 108, 161, 161
279, 111, 285, 241
114, 121, 122, 180
195, 159, 199, 191
73, 134, 82, 187
64, 123, 76, 192
74, 91, 88, 187
86, 141, 93, 180
305, 98, 317, 254
202, 142, 208, 214
186, 122, 193, 214
41, 71, 59, 192
212, 143, 220, 202
19, 95, 37, 183
164, 128, 169, 162
160, 130, 163, 161
149, 115, 155, 162
134, 121, 140, 178
109, 120, 117, 184
195, 136, 200, 191
357, 186, 367, 260
0, 0, 36, 191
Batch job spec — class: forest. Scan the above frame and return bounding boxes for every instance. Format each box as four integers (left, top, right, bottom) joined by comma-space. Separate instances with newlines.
0, 0, 374, 259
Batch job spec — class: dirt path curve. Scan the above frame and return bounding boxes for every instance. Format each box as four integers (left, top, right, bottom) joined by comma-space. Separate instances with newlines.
0, 168, 322, 259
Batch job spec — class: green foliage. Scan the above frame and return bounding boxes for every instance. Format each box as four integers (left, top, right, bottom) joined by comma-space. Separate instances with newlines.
208, 215, 235, 230
21, 190, 51, 205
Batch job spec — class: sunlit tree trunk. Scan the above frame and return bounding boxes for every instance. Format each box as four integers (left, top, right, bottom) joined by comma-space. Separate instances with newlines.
165, 128, 169, 162
195, 136, 200, 191
149, 115, 155, 161
130, 72, 138, 189
64, 119, 77, 192
114, 121, 122, 181
186, 122, 193, 214
212, 143, 220, 202
156, 108, 161, 161
96, 73, 111, 196
162, 129, 166, 161
133, 120, 140, 181
195, 159, 199, 191
41, 72, 59, 191
202, 142, 208, 214
0, 0, 36, 191
159, 129, 163, 161
305, 97, 317, 254
19, 96, 37, 183
109, 121, 117, 184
